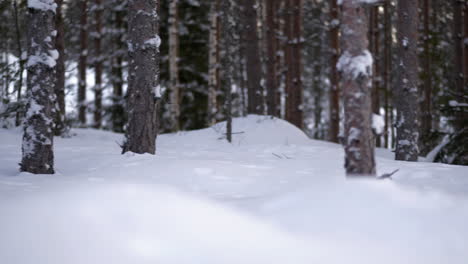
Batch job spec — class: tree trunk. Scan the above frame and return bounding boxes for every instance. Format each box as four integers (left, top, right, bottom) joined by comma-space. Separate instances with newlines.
241, 0, 264, 115
420, 0, 432, 147
371, 6, 381, 147
78, 0, 88, 126
328, 0, 340, 143
338, 0, 376, 176
111, 6, 125, 133
123, 0, 160, 154
452, 0, 465, 130
54, 0, 66, 135
265, 0, 279, 117
13, 0, 25, 127
395, 0, 420, 161
169, 0, 180, 131
93, 0, 103, 129
20, 1, 57, 174
208, 0, 221, 126
284, 0, 304, 129
383, 1, 391, 149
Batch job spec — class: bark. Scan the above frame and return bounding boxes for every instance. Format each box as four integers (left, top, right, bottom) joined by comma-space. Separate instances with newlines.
78, 0, 88, 126
452, 0, 465, 130
465, 2, 468, 89
168, 0, 180, 131
13, 0, 25, 127
208, 0, 221, 125
93, 0, 103, 129
221, 0, 237, 143
339, 0, 376, 176
111, 6, 125, 133
123, 0, 160, 154
20, 2, 56, 174
383, 1, 391, 149
328, 0, 340, 143
265, 0, 280, 117
241, 0, 264, 115
395, 0, 420, 161
54, 0, 66, 135
371, 6, 381, 147
284, 0, 304, 129
420, 0, 432, 143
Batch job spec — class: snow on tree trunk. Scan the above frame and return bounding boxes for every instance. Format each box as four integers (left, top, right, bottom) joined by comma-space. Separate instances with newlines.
20, 0, 57, 174
241, 0, 264, 115
168, 0, 180, 131
207, 0, 220, 126
338, 0, 376, 176
123, 0, 160, 154
53, 0, 66, 136
395, 0, 420, 161
78, 0, 88, 126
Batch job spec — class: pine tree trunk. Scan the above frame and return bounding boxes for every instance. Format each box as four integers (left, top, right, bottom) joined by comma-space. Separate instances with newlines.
20, 1, 57, 174
169, 0, 180, 131
111, 6, 125, 133
54, 0, 66, 135
208, 0, 220, 125
78, 0, 88, 126
93, 0, 103, 129
241, 0, 263, 115
339, 0, 376, 176
452, 0, 464, 130
371, 6, 381, 147
395, 0, 420, 161
383, 1, 391, 149
13, 0, 25, 127
123, 0, 160, 154
265, 0, 279, 117
328, 0, 340, 143
284, 0, 304, 129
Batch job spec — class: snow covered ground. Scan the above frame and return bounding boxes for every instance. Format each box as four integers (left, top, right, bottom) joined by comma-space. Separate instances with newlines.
0, 115, 467, 264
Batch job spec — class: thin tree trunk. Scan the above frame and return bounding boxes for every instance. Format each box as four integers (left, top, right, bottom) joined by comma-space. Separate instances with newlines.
328, 0, 340, 143
13, 0, 25, 127
53, 0, 66, 135
419, 0, 432, 154
265, 0, 279, 117
465, 2, 468, 89
208, 0, 220, 126
169, 0, 180, 131
78, 0, 88, 126
20, 1, 57, 174
111, 6, 125, 133
93, 0, 103, 129
371, 6, 381, 147
452, 0, 465, 130
383, 1, 391, 149
241, 0, 264, 115
339, 0, 376, 176
395, 0, 420, 161
123, 0, 160, 154
284, 0, 304, 129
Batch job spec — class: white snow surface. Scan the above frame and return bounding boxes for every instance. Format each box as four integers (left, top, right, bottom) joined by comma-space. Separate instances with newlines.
1, 115, 468, 264
337, 50, 373, 78
27, 0, 57, 13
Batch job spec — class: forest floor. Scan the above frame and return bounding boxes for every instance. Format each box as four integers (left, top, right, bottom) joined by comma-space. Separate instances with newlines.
0, 115, 467, 264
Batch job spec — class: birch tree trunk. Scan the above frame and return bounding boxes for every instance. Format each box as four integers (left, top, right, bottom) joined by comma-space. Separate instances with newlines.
54, 0, 66, 136
338, 0, 376, 176
328, 0, 340, 143
169, 0, 180, 131
395, 0, 420, 161
78, 0, 88, 126
123, 0, 160, 154
208, 0, 220, 125
93, 0, 103, 129
284, 0, 304, 129
20, 0, 57, 174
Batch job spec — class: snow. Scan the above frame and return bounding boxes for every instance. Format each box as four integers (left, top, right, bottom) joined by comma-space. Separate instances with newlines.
1, 115, 468, 264
337, 50, 373, 78
27, 0, 57, 13
144, 36, 162, 48
372, 113, 385, 134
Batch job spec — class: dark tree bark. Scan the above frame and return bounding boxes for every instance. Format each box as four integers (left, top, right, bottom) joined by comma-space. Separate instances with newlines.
54, 0, 66, 136
208, 0, 221, 126
465, 2, 468, 89
111, 5, 125, 133
168, 0, 180, 131
78, 0, 88, 126
221, 0, 237, 143
265, 0, 279, 117
395, 0, 420, 161
20, 1, 57, 174
328, 0, 340, 143
420, 0, 432, 147
93, 0, 103, 129
338, 0, 376, 176
452, 0, 465, 130
383, 1, 391, 149
370, 6, 381, 147
123, 0, 160, 154
284, 0, 304, 129
241, 0, 264, 115
13, 0, 25, 127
